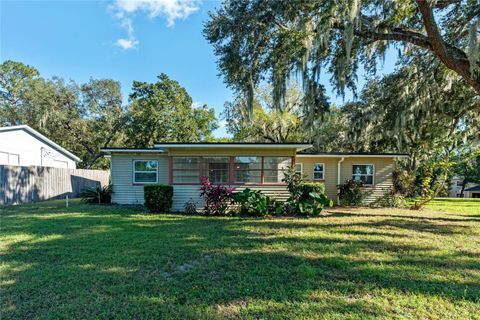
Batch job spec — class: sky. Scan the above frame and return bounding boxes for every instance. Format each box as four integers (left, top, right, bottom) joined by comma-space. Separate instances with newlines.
1, 0, 397, 138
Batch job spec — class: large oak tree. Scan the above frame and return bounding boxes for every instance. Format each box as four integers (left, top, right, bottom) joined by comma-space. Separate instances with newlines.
205, 0, 480, 113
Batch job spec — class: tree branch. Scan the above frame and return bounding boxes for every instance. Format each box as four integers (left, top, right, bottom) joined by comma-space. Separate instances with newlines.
329, 6, 480, 93
415, 1, 479, 92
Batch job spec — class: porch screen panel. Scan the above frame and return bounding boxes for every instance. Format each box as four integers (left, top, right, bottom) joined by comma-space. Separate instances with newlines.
234, 156, 261, 183
263, 157, 291, 183
202, 157, 230, 183
173, 157, 200, 183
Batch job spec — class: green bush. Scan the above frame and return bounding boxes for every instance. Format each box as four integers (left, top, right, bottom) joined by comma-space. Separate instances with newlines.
233, 188, 283, 216
144, 184, 173, 213
375, 189, 406, 208
299, 182, 325, 200
338, 179, 369, 206
283, 172, 332, 216
80, 184, 112, 204
184, 198, 198, 215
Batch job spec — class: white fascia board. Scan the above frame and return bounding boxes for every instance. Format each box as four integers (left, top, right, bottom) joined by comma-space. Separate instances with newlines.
154, 144, 313, 151
101, 149, 165, 154
296, 154, 408, 158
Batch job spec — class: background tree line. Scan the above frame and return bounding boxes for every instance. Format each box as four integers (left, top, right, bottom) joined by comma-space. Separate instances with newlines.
0, 60, 218, 169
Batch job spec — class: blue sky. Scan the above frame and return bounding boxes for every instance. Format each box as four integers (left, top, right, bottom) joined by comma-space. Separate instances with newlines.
1, 0, 396, 138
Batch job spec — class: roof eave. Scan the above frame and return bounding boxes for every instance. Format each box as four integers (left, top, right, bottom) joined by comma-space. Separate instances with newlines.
153, 143, 313, 151
296, 154, 409, 158
100, 148, 165, 154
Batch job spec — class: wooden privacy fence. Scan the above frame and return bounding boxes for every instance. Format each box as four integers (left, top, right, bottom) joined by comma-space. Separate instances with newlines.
0, 165, 110, 205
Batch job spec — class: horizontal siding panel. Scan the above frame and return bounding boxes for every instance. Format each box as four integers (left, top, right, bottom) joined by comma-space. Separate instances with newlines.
110, 154, 168, 205
110, 154, 398, 208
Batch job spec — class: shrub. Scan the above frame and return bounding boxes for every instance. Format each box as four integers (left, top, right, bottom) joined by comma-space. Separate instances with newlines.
144, 184, 173, 213
375, 189, 406, 208
80, 184, 112, 204
393, 170, 415, 196
233, 188, 283, 216
338, 179, 369, 206
200, 177, 234, 215
298, 182, 325, 201
283, 168, 332, 216
184, 198, 198, 215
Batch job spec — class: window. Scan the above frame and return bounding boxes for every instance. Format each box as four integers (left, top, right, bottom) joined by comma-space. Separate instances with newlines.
352, 164, 374, 185
133, 160, 158, 184
173, 157, 200, 183
203, 157, 230, 183
456, 181, 463, 187
263, 157, 291, 183
295, 163, 303, 176
234, 156, 262, 183
313, 163, 324, 180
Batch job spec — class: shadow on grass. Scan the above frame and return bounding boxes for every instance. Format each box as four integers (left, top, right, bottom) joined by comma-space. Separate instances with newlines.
1, 202, 479, 318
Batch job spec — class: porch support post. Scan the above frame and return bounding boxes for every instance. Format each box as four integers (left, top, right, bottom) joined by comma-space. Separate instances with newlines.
261, 157, 264, 184
168, 156, 173, 185
229, 156, 234, 186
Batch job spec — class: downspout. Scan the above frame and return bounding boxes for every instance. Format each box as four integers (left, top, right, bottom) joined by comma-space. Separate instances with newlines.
337, 157, 345, 205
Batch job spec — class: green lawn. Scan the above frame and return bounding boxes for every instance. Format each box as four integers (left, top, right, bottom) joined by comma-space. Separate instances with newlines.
1, 199, 479, 319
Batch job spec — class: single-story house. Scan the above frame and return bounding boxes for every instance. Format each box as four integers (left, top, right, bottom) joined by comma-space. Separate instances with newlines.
0, 125, 80, 168
101, 143, 408, 210
464, 185, 480, 198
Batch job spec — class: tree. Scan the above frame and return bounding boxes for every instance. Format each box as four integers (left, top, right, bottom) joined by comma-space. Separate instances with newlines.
340, 58, 479, 171
126, 73, 218, 147
0, 61, 127, 169
222, 83, 311, 142
192, 105, 219, 142
0, 60, 40, 125
204, 0, 480, 116
71, 79, 127, 168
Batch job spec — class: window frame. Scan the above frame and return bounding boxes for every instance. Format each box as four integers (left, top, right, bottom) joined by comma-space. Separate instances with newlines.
262, 156, 292, 184
132, 160, 159, 184
295, 163, 303, 176
171, 156, 201, 184
202, 156, 231, 184
233, 156, 263, 184
313, 162, 325, 180
169, 156, 293, 185
352, 164, 375, 186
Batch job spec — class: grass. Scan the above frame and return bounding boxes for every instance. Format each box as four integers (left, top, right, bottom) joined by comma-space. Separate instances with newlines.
1, 198, 479, 319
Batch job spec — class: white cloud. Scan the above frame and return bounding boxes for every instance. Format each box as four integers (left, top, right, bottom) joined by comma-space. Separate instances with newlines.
110, 0, 201, 49
116, 37, 139, 49
115, 0, 200, 26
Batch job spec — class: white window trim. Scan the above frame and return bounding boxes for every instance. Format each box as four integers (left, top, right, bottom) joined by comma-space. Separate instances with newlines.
352, 164, 375, 186
133, 160, 159, 184
295, 163, 303, 174
313, 162, 325, 180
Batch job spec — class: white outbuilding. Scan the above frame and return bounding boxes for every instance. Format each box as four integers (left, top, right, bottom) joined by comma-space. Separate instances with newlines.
0, 125, 80, 169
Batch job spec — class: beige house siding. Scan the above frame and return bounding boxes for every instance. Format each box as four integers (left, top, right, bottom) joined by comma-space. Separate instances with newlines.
110, 153, 168, 205
109, 151, 397, 208
295, 157, 340, 201
340, 157, 395, 203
